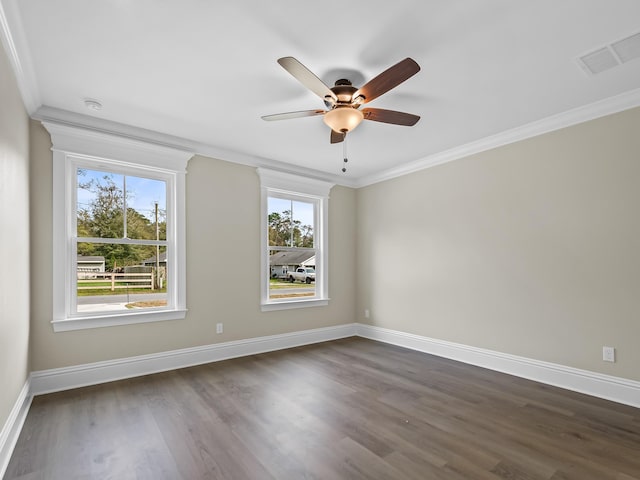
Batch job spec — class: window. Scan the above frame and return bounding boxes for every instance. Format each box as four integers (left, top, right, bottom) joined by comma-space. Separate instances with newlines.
258, 168, 333, 310
45, 122, 192, 332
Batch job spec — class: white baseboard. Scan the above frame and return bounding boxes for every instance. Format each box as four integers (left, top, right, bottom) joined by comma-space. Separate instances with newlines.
30, 323, 358, 396
26, 321, 640, 407
0, 379, 32, 479
7, 321, 638, 475
356, 324, 640, 409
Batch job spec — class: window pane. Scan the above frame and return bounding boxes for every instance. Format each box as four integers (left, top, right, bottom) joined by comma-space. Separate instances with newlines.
268, 249, 316, 300
125, 175, 167, 241
77, 169, 167, 241
76, 243, 167, 313
77, 169, 124, 238
268, 197, 315, 247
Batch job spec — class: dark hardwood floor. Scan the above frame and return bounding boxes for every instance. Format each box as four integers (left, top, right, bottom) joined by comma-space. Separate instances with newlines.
5, 337, 640, 479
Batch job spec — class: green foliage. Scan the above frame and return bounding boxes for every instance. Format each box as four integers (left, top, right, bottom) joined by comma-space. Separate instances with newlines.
77, 172, 166, 270
268, 210, 313, 248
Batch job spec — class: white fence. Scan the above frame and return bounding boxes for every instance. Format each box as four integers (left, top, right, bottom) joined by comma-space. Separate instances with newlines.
77, 271, 154, 291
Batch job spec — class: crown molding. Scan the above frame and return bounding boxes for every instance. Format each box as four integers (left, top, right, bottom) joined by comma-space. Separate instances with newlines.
0, 0, 40, 113
32, 106, 358, 188
354, 88, 640, 188
27, 90, 640, 192
29, 86, 640, 191
32, 90, 640, 191
23, 85, 640, 192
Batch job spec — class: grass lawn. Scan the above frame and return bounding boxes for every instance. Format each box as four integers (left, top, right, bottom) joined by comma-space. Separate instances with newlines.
269, 279, 295, 289
269, 278, 314, 299
269, 279, 312, 289
126, 300, 168, 309
269, 292, 314, 299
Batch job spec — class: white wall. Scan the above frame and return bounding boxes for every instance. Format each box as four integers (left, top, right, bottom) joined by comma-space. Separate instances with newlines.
357, 107, 640, 382
0, 40, 30, 432
29, 125, 357, 370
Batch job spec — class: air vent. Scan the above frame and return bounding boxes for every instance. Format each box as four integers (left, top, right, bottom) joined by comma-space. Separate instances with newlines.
577, 30, 640, 76
611, 32, 640, 63
578, 47, 619, 75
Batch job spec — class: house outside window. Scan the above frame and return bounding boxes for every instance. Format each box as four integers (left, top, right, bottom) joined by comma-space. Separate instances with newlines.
45, 122, 192, 332
258, 168, 333, 311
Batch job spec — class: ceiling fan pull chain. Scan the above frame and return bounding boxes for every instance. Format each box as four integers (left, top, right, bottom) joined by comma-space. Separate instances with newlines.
342, 135, 348, 173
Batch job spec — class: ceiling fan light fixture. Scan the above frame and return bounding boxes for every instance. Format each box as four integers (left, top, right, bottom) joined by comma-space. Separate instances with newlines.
323, 106, 364, 133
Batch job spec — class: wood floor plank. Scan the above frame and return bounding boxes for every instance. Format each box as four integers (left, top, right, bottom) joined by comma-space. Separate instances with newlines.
5, 337, 640, 479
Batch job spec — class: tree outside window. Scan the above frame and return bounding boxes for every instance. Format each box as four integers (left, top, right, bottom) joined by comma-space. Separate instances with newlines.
74, 168, 169, 313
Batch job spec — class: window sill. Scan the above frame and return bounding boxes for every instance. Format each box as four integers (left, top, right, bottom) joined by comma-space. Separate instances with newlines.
261, 298, 329, 312
52, 309, 187, 332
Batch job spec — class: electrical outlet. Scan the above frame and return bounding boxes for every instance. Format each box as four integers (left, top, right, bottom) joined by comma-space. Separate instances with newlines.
364, 309, 370, 319
602, 346, 615, 362
216, 323, 223, 334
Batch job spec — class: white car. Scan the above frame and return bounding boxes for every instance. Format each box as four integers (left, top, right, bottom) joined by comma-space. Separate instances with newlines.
288, 267, 315, 284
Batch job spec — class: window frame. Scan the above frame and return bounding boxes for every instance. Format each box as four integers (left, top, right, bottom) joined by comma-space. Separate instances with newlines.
258, 168, 334, 311
45, 122, 192, 332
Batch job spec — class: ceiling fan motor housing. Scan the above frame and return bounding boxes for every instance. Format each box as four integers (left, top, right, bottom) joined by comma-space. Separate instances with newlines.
331, 82, 359, 105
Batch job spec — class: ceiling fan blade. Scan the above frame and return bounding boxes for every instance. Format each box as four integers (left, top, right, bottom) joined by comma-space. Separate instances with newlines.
262, 109, 325, 121
330, 129, 345, 144
331, 129, 347, 143
362, 108, 420, 126
353, 58, 420, 104
278, 57, 338, 103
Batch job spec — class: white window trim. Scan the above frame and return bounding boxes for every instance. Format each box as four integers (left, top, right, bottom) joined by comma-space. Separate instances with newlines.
44, 121, 193, 332
257, 168, 334, 311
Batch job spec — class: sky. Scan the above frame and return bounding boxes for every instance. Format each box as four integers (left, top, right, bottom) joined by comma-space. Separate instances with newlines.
268, 197, 314, 228
77, 168, 166, 221
77, 167, 315, 227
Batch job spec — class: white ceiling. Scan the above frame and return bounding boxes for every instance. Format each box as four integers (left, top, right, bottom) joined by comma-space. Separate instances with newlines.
2, 0, 640, 186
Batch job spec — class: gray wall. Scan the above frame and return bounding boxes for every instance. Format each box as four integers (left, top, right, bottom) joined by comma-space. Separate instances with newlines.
0, 42, 30, 431
29, 124, 357, 370
357, 107, 640, 382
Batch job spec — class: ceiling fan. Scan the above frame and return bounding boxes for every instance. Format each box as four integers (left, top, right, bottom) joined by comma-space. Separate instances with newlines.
262, 57, 421, 144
